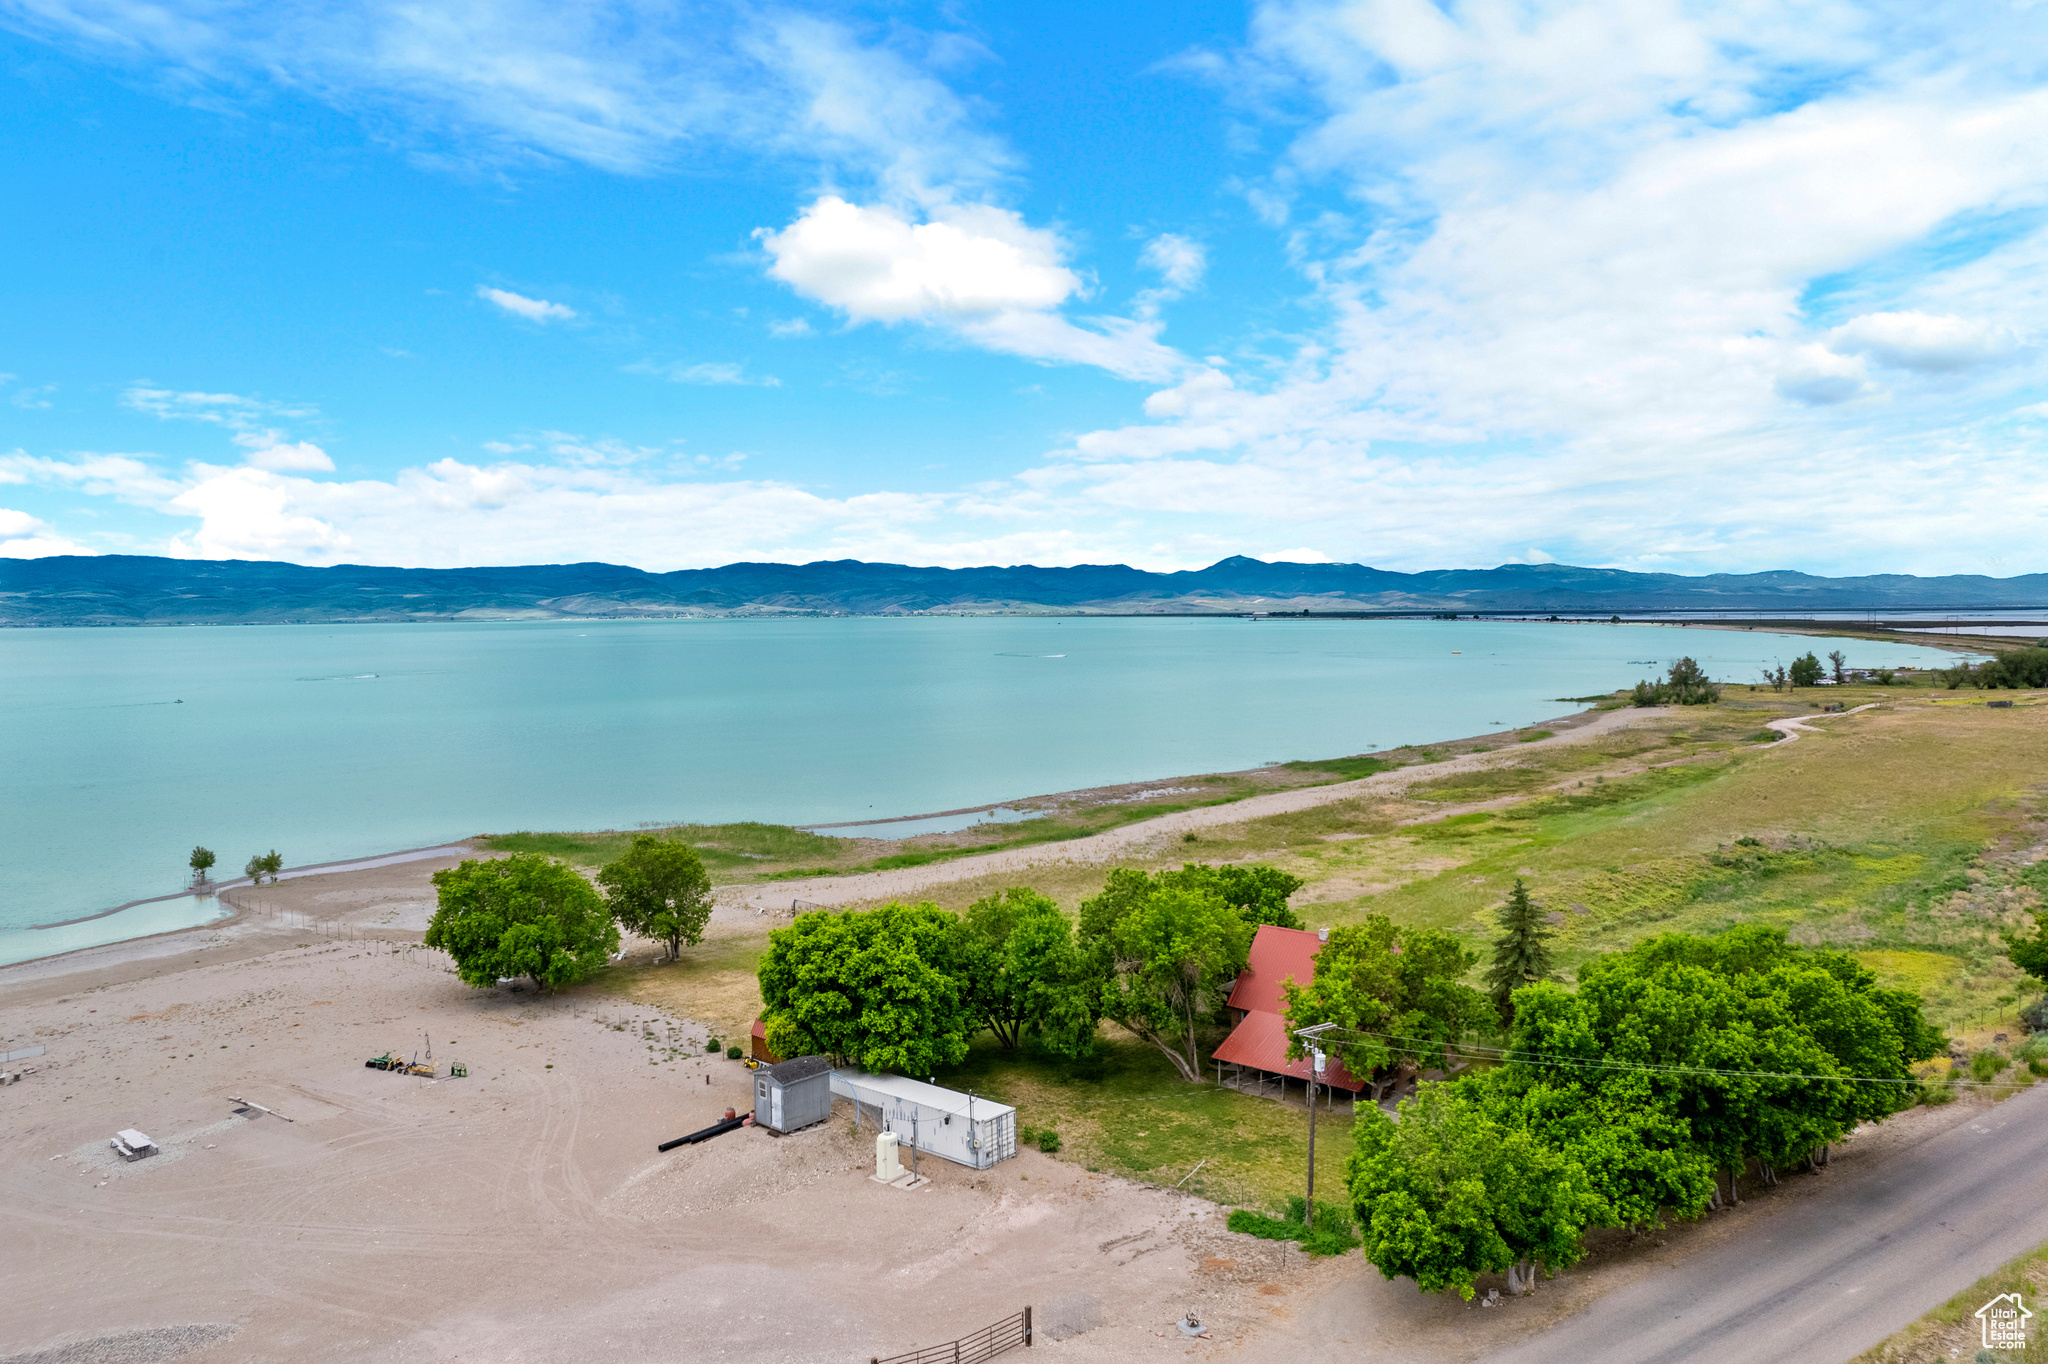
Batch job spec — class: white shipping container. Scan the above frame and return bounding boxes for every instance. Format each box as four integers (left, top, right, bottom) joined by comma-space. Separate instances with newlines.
829, 1070, 1016, 1170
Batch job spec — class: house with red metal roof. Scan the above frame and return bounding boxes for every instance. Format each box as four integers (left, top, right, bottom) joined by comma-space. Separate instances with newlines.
1211, 924, 1363, 1103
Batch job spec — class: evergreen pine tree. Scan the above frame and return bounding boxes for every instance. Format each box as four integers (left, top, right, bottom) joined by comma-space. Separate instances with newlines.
1485, 879, 1555, 1025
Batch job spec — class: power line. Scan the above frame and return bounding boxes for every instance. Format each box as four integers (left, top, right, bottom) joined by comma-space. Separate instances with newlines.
1295, 1022, 2010, 1090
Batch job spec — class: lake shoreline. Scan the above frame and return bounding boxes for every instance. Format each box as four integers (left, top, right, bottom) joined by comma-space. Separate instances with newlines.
2, 701, 1629, 974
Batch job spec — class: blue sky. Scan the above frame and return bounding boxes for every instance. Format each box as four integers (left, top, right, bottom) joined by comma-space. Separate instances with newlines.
3, 0, 2047, 576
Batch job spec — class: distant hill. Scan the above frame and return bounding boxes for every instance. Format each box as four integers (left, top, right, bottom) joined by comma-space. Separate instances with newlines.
2, 554, 2045, 625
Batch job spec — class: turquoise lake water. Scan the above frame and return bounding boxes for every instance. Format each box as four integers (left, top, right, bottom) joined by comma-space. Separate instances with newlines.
0, 616, 1968, 965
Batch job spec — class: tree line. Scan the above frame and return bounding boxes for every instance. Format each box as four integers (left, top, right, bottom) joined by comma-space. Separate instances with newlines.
1937, 645, 2048, 690
756, 863, 1319, 1078
424, 834, 714, 991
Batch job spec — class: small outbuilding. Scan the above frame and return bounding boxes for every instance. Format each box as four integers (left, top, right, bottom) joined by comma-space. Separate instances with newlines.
829, 1070, 1016, 1169
749, 1018, 782, 1064
753, 1054, 833, 1134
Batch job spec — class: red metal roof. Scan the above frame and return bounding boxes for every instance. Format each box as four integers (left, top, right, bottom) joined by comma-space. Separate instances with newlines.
1211, 1008, 1363, 1091
1225, 925, 1326, 1015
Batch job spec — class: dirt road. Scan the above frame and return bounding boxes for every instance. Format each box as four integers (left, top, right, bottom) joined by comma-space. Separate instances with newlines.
723, 705, 1654, 913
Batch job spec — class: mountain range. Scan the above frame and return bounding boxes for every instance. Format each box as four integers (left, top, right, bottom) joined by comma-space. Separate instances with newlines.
2, 554, 2045, 626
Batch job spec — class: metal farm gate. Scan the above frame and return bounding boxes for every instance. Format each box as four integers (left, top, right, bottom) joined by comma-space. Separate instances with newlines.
870, 1307, 1031, 1364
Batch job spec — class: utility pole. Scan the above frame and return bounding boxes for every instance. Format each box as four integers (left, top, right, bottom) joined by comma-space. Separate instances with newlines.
1306, 1045, 1325, 1229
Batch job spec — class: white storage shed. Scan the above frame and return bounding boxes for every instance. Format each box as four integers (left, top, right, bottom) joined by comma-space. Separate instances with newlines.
829, 1070, 1017, 1170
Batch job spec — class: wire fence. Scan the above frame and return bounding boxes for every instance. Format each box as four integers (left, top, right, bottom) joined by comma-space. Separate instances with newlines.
221, 888, 413, 944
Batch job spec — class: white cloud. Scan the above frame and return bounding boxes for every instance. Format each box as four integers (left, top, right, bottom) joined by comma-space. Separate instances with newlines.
626, 360, 780, 387
1011, 0, 2048, 565
768, 318, 815, 338
760, 196, 1188, 381
1139, 234, 1206, 293
1827, 311, 2020, 373
2, 1, 1010, 192
477, 286, 576, 322
3, 374, 55, 409
0, 505, 89, 558
0, 451, 186, 504
761, 196, 1078, 322
5, 411, 2047, 577
234, 431, 336, 472
120, 385, 314, 429
1775, 345, 1874, 406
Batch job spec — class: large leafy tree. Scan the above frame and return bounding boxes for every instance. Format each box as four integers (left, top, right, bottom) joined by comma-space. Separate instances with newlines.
1156, 863, 1307, 930
598, 834, 714, 961
1789, 652, 1825, 687
1348, 1080, 1598, 1299
188, 846, 215, 883
1098, 886, 1253, 1082
1517, 928, 1941, 1195
1484, 879, 1556, 1025
426, 853, 619, 993
961, 888, 1099, 1056
1079, 863, 1306, 942
757, 902, 978, 1075
1281, 915, 1488, 1099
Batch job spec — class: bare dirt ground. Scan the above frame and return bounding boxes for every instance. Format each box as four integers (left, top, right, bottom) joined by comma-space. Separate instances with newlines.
1, 843, 2010, 1364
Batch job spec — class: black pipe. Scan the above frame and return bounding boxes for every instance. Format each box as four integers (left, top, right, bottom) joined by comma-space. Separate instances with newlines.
657, 1116, 746, 1152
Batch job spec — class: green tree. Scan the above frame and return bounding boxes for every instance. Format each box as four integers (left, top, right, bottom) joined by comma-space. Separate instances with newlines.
757, 902, 977, 1075
188, 846, 215, 882
2005, 909, 2048, 988
244, 850, 283, 884
1348, 1080, 1597, 1299
1630, 658, 1718, 707
1827, 649, 1847, 684
597, 834, 713, 961
1158, 863, 1307, 929
1789, 652, 1824, 687
1526, 928, 1942, 1194
961, 888, 1099, 1055
1281, 915, 1487, 1099
1099, 886, 1253, 1081
1978, 646, 2048, 689
1484, 879, 1556, 1025
1079, 863, 1307, 939
1664, 656, 1720, 705
426, 853, 619, 993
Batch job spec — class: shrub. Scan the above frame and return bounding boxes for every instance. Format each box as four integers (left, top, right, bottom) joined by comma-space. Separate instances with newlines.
706, 1037, 723, 1054
2020, 998, 2048, 1034
1971, 1050, 2010, 1082
727, 1046, 743, 1060
1921, 1082, 1955, 1105
1036, 1128, 1062, 1154
1226, 1202, 1361, 1257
